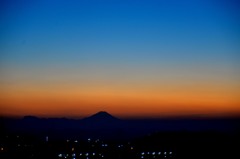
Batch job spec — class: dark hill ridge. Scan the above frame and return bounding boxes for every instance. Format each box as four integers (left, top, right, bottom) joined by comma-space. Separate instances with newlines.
1, 111, 240, 140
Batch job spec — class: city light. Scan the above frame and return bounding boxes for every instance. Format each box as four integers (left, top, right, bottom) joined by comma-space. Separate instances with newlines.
2, 134, 177, 159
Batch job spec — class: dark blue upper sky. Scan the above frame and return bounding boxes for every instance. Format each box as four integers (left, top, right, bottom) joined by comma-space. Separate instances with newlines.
1, 0, 239, 68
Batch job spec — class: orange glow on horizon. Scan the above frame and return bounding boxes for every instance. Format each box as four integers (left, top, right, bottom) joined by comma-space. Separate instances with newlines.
1, 65, 239, 118
1, 81, 239, 118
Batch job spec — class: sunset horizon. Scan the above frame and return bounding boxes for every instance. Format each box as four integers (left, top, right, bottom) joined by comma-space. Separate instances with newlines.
1, 0, 240, 119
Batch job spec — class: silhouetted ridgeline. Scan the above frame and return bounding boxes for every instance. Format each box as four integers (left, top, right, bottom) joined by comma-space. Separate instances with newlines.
1, 111, 240, 140
0, 112, 240, 159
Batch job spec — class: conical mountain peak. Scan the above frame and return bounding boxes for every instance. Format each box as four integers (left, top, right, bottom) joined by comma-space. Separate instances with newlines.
94, 111, 112, 116
82, 111, 119, 122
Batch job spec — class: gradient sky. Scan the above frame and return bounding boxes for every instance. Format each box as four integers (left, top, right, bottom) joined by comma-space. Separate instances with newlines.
0, 0, 240, 118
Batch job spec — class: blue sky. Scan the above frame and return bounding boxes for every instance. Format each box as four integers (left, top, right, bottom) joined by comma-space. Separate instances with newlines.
0, 0, 239, 117
1, 0, 239, 68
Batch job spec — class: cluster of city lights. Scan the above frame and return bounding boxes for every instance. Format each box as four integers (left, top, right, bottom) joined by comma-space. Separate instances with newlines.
56, 138, 174, 159
58, 152, 104, 159
139, 151, 173, 158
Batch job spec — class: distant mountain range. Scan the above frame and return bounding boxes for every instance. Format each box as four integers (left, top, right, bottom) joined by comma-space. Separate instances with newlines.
1, 111, 240, 140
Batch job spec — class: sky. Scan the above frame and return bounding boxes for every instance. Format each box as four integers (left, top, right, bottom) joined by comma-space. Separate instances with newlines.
0, 0, 240, 118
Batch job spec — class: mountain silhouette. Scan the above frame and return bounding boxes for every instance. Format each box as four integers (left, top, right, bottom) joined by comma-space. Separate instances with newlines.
2, 111, 239, 140
82, 111, 119, 122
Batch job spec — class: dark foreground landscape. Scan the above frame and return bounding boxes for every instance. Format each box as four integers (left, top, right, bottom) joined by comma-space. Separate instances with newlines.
1, 112, 240, 159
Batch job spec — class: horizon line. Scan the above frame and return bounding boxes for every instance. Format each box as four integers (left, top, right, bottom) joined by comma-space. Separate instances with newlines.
1, 112, 240, 120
